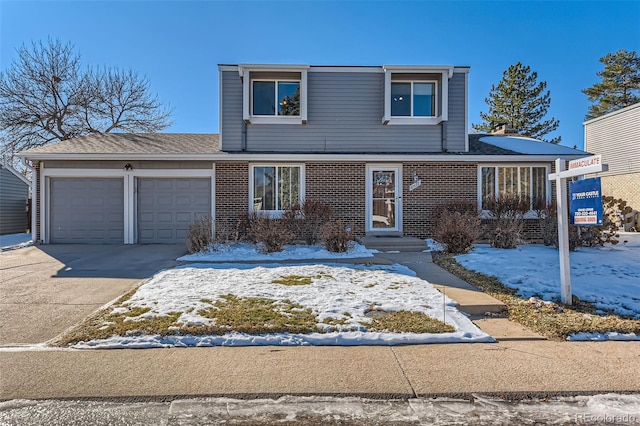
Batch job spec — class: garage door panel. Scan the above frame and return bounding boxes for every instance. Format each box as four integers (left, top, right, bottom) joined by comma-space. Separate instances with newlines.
137, 178, 211, 243
50, 178, 124, 244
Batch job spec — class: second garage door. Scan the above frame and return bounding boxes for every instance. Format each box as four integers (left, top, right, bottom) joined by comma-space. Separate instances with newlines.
137, 178, 211, 243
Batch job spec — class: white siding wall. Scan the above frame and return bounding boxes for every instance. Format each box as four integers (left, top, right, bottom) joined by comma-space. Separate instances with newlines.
584, 103, 640, 176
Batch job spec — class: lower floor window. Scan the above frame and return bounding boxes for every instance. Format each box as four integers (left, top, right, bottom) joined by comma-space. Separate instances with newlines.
480, 165, 548, 210
251, 165, 302, 212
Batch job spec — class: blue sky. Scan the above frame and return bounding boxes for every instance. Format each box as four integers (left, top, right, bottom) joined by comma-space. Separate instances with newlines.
1, 1, 639, 149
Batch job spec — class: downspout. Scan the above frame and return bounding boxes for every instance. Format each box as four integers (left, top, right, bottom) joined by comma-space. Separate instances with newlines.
242, 120, 247, 152
441, 120, 448, 153
21, 157, 36, 244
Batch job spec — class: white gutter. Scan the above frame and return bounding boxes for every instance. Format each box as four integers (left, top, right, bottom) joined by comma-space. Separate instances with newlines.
16, 152, 590, 162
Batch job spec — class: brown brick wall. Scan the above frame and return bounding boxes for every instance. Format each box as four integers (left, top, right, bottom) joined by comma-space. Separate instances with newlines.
305, 163, 367, 236
402, 163, 477, 238
600, 172, 640, 213
214, 162, 249, 237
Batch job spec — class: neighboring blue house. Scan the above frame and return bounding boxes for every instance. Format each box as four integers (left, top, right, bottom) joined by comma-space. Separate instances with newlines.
0, 160, 30, 235
18, 63, 588, 244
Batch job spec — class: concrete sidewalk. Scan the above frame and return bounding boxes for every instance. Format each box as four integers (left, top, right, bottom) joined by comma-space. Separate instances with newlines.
2, 340, 639, 400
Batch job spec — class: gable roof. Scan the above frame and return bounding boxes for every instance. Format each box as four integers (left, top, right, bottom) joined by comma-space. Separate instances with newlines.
20, 133, 220, 157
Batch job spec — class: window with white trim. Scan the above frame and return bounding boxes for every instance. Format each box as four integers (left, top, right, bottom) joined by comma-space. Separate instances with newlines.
252, 80, 300, 117
391, 81, 436, 117
250, 165, 304, 213
240, 66, 308, 124
480, 165, 549, 211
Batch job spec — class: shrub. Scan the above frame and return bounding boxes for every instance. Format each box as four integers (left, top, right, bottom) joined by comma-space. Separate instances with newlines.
432, 200, 482, 254
533, 199, 557, 247
282, 199, 335, 245
186, 215, 214, 254
484, 194, 530, 249
247, 212, 294, 253
320, 219, 355, 253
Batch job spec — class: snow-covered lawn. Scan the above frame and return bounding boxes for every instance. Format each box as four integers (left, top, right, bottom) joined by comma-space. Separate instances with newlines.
455, 233, 640, 340
178, 241, 374, 262
72, 262, 492, 349
0, 233, 32, 251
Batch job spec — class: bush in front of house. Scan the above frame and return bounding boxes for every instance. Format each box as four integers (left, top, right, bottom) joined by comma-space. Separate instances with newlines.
186, 215, 214, 254
282, 199, 335, 245
320, 219, 355, 253
433, 200, 483, 254
533, 198, 558, 247
247, 211, 294, 253
484, 194, 530, 249
535, 196, 627, 251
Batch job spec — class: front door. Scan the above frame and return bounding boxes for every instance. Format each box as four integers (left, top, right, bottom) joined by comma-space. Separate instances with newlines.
367, 166, 401, 233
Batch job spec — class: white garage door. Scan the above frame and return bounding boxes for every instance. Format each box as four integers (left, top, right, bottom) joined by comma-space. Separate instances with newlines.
137, 178, 211, 243
50, 178, 124, 244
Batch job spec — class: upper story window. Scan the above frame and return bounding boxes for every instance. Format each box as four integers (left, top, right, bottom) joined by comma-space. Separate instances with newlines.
252, 80, 300, 116
382, 65, 454, 126
240, 65, 308, 125
391, 81, 436, 117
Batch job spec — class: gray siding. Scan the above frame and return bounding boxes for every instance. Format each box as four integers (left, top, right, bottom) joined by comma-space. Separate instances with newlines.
0, 166, 29, 235
446, 73, 467, 152
584, 103, 640, 176
220, 69, 468, 153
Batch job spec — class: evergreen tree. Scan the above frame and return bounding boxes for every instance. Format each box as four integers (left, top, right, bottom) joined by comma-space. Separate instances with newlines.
473, 62, 561, 144
582, 49, 640, 120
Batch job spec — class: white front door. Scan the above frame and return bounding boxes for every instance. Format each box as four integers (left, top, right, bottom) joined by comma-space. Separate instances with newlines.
366, 165, 402, 233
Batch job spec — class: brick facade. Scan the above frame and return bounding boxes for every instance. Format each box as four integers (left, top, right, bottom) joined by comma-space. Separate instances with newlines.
305, 163, 367, 237
214, 162, 249, 237
402, 163, 477, 238
601, 172, 640, 214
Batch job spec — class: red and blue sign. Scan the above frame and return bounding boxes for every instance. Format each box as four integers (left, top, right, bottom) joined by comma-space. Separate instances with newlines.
569, 178, 603, 226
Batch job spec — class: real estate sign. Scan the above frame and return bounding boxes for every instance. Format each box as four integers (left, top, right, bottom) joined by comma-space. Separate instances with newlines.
569, 178, 603, 226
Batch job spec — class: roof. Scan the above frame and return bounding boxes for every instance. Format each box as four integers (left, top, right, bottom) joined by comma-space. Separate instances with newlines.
468, 133, 589, 156
583, 102, 640, 126
18, 132, 589, 162
20, 133, 220, 156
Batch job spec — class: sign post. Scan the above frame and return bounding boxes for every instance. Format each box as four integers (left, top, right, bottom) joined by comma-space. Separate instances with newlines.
547, 155, 607, 305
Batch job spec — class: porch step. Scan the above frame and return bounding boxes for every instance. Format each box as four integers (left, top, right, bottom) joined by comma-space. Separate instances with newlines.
360, 236, 427, 252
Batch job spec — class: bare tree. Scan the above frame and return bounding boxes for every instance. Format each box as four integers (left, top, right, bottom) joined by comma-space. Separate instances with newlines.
0, 39, 171, 165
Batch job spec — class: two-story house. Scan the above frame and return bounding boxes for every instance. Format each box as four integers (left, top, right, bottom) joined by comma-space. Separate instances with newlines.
19, 64, 588, 244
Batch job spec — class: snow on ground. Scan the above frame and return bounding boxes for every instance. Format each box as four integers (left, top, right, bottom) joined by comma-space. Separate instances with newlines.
455, 233, 640, 341
178, 241, 374, 262
0, 233, 32, 251
73, 262, 493, 349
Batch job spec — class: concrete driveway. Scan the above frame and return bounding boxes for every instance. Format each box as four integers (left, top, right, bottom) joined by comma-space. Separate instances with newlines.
0, 244, 187, 346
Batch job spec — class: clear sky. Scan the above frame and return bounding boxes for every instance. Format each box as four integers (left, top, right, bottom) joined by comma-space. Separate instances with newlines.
1, 1, 639, 149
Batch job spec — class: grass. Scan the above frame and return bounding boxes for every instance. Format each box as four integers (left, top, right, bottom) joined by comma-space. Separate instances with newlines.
433, 254, 640, 339
364, 310, 455, 334
271, 275, 314, 286
196, 294, 318, 334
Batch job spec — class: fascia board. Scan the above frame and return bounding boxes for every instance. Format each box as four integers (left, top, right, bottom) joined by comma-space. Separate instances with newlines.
17, 153, 590, 163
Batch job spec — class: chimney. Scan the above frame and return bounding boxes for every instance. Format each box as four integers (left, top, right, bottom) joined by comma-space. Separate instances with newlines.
491, 123, 519, 135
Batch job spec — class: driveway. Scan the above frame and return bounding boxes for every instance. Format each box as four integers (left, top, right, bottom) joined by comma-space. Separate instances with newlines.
0, 244, 187, 346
